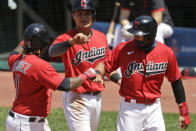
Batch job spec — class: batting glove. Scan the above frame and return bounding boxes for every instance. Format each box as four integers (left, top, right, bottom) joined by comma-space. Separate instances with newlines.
178, 102, 191, 129
121, 24, 134, 39
84, 68, 97, 80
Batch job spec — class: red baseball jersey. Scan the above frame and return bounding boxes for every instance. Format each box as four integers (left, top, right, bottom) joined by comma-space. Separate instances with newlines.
8, 54, 64, 117
52, 29, 110, 93
104, 40, 181, 101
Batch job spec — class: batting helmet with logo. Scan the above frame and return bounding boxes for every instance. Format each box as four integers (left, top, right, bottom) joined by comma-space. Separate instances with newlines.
127, 15, 158, 40
72, 0, 95, 13
23, 23, 53, 53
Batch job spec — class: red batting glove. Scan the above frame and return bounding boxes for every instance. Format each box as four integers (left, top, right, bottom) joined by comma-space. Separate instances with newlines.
178, 102, 191, 129
79, 68, 96, 82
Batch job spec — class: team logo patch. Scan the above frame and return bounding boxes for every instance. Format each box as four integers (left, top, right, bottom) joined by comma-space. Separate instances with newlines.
133, 21, 139, 29
34, 27, 40, 32
72, 47, 106, 65
124, 61, 168, 78
81, 0, 87, 8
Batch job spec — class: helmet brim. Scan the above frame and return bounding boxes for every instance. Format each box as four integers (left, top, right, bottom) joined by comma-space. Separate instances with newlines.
127, 27, 149, 36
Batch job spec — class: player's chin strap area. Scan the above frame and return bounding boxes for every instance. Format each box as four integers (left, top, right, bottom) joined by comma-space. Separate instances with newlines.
135, 39, 157, 54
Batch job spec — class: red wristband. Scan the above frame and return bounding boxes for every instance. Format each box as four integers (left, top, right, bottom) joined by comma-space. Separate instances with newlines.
179, 102, 188, 115
79, 74, 88, 82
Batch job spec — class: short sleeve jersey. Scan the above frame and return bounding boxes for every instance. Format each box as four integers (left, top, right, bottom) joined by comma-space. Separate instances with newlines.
8, 54, 64, 117
104, 40, 181, 101
52, 29, 110, 93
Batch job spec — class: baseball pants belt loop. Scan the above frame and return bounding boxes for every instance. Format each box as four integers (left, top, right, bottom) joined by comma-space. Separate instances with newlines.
9, 110, 45, 122
124, 98, 160, 105
83, 91, 101, 96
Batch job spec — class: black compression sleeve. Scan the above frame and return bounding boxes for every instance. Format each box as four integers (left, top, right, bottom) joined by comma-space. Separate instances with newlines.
48, 40, 72, 57
171, 78, 186, 104
110, 72, 122, 83
57, 78, 70, 92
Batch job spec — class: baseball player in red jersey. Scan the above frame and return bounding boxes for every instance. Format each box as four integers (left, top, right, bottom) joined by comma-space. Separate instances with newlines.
94, 16, 190, 131
48, 0, 111, 131
5, 23, 98, 131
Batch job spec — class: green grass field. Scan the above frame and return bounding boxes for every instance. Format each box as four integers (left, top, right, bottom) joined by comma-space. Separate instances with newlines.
1, 107, 195, 131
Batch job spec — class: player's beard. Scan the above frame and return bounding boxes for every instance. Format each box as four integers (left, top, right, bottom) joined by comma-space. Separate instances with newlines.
135, 39, 157, 53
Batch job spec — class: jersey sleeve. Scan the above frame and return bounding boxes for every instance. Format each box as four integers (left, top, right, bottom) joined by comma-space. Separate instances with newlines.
8, 54, 20, 70
52, 33, 70, 45
165, 50, 181, 82
103, 34, 111, 62
8, 55, 16, 70
37, 62, 64, 90
104, 45, 121, 73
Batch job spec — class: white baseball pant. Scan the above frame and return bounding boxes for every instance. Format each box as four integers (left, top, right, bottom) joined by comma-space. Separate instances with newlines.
5, 110, 51, 131
62, 91, 102, 131
117, 97, 165, 131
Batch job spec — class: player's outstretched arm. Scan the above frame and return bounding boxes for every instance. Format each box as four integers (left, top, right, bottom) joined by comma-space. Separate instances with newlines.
49, 33, 90, 57
171, 78, 191, 129
57, 68, 98, 91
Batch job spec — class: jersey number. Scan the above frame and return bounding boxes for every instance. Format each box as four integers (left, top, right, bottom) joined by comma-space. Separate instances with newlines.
14, 73, 20, 98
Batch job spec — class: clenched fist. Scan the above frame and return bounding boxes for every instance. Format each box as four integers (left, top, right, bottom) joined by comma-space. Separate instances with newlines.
69, 33, 90, 45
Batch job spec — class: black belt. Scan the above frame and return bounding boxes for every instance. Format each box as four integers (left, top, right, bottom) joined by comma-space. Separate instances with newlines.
9, 111, 45, 122
83, 91, 101, 95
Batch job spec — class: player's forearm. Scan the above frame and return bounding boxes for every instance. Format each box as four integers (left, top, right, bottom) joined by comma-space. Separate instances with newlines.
57, 77, 84, 91
69, 76, 84, 90
119, 9, 130, 26
13, 44, 24, 54
48, 40, 72, 57
151, 11, 162, 25
94, 62, 106, 76
171, 78, 186, 104
57, 68, 97, 91
120, 19, 130, 27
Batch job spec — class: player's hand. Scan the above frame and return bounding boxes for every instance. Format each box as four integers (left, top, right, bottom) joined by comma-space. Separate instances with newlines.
121, 24, 134, 39
178, 102, 191, 129
83, 68, 96, 80
93, 73, 104, 85
69, 33, 90, 45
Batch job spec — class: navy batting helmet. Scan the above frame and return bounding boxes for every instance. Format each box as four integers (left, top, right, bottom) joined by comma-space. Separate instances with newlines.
24, 23, 53, 52
127, 15, 158, 40
72, 0, 95, 13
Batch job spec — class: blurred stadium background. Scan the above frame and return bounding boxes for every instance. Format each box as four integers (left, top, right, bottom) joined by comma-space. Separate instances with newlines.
1, 0, 196, 69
